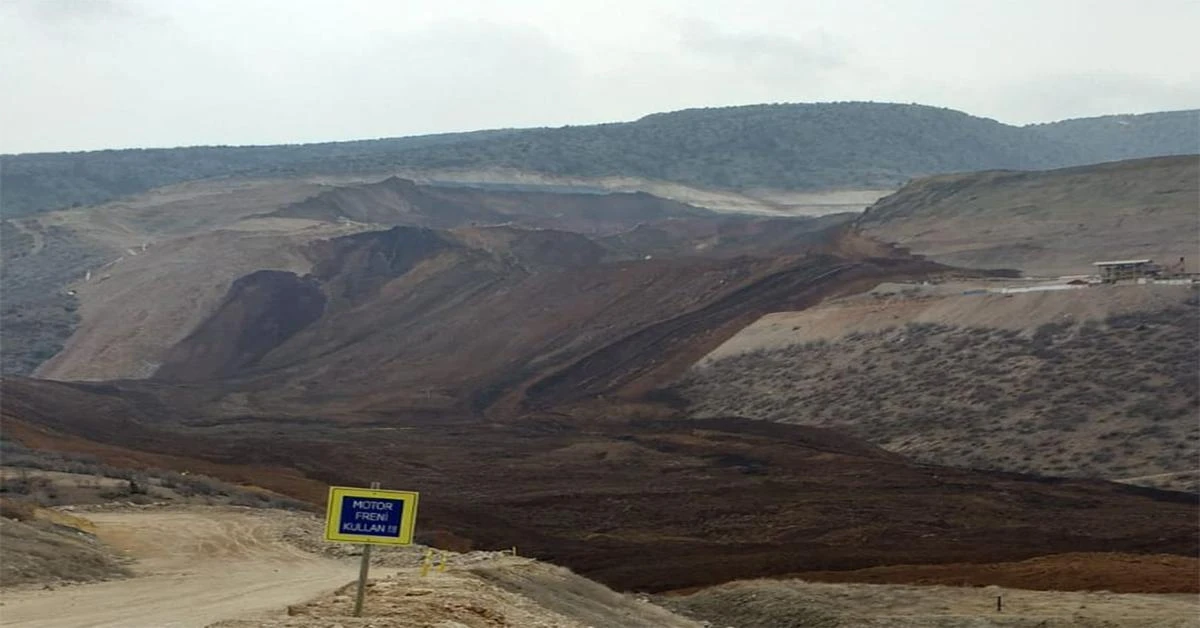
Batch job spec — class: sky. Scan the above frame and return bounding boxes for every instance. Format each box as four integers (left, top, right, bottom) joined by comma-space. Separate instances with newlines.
2, 0, 1198, 154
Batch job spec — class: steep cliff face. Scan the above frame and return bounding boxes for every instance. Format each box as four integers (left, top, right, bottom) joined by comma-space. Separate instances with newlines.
154, 270, 326, 382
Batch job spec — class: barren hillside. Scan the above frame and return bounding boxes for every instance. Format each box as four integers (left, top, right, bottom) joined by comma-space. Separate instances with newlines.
16, 174, 866, 382
2, 175, 388, 378
858, 155, 1199, 276
667, 576, 1200, 627
703, 283, 1195, 360
3, 376, 1198, 594
681, 285, 1199, 488
2, 140, 1198, 610
141, 225, 930, 416
0, 501, 131, 587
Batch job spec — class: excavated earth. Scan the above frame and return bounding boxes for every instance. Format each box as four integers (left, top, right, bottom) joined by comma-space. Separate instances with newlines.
4, 375, 1197, 594
22, 177, 859, 383
3, 174, 1197, 597
143, 222, 932, 417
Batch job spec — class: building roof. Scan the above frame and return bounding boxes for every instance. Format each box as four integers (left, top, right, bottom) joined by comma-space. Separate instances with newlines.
1093, 259, 1153, 266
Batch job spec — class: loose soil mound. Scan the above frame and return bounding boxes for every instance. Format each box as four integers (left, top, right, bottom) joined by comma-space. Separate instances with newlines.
26, 177, 857, 383
154, 270, 327, 381
132, 223, 937, 416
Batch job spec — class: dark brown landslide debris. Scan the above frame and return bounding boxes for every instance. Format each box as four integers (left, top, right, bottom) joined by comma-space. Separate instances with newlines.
3, 200, 1196, 595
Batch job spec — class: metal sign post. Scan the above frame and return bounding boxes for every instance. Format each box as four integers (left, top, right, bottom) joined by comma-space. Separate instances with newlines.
352, 481, 380, 617
323, 483, 420, 618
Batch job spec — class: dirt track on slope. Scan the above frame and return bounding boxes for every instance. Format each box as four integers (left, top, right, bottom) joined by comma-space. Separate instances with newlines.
0, 508, 367, 628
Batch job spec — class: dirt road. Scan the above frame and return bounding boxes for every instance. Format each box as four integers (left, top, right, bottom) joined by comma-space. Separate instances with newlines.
0, 508, 368, 628
1, 506, 700, 628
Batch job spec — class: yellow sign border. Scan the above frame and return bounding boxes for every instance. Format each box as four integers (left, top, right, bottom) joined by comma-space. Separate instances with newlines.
324, 486, 419, 545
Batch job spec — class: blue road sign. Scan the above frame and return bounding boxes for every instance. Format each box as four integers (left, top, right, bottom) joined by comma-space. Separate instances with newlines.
324, 486, 419, 545
338, 495, 403, 537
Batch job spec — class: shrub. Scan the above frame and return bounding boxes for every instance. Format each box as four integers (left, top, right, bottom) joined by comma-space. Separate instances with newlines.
0, 497, 37, 521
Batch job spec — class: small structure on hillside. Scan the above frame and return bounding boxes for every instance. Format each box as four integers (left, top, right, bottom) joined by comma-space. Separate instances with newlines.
1093, 259, 1158, 283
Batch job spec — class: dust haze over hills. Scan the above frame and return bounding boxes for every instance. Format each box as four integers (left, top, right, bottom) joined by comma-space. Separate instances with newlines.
1, 98, 1199, 617
2, 103, 1197, 217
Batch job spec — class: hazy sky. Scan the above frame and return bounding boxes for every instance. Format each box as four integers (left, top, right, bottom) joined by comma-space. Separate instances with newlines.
3, 0, 1198, 153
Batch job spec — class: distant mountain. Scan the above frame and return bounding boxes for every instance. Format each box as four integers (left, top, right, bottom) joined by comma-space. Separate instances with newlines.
1030, 110, 1200, 163
2, 103, 1197, 217
0, 129, 518, 218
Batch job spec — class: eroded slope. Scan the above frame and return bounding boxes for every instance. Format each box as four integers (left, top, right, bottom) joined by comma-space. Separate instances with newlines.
681, 286, 1200, 488
30, 175, 854, 382
142, 222, 937, 417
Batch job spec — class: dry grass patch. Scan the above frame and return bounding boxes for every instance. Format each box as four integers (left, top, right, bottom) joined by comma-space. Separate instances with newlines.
665, 579, 1200, 628
679, 305, 1200, 487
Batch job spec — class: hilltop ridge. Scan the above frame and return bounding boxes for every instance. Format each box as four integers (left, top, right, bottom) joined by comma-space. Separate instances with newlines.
3, 102, 1196, 217
858, 154, 1199, 275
